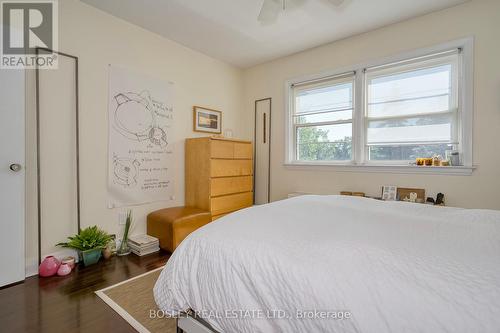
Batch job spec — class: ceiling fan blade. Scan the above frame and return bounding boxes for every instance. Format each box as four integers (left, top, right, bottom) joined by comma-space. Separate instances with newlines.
328, 0, 345, 6
286, 0, 307, 9
258, 0, 282, 25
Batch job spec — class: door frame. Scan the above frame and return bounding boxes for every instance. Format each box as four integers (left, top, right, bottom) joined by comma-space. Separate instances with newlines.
35, 48, 81, 264
253, 98, 272, 204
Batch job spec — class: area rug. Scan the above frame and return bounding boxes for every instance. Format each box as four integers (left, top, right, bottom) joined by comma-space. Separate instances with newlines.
95, 267, 176, 333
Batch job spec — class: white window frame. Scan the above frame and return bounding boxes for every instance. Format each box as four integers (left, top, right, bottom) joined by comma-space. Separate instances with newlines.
284, 38, 474, 175
363, 50, 460, 165
291, 73, 355, 164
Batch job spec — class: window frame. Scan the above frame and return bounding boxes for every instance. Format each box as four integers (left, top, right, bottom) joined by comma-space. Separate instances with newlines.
363, 51, 460, 165
284, 38, 474, 175
291, 73, 355, 164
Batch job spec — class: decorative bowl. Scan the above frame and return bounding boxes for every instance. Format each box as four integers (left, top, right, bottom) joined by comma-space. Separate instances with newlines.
39, 256, 60, 277
57, 263, 72, 276
61, 257, 76, 270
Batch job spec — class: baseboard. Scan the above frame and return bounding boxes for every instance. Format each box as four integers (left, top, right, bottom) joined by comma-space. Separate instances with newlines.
25, 259, 38, 277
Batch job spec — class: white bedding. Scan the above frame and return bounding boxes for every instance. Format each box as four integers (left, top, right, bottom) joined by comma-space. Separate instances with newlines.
154, 195, 500, 333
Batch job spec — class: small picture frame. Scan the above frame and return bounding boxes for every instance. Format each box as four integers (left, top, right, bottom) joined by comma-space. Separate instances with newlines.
397, 188, 425, 203
193, 106, 222, 134
381, 185, 397, 201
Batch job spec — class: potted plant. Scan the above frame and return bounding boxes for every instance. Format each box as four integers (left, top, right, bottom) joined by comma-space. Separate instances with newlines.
57, 226, 112, 266
117, 210, 132, 256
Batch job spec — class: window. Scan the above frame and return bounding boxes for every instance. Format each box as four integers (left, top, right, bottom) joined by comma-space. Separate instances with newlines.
292, 74, 354, 162
286, 40, 473, 173
365, 52, 458, 162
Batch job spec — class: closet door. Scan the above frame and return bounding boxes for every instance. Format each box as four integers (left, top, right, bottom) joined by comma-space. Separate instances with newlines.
38, 53, 80, 261
0, 69, 25, 286
254, 98, 271, 205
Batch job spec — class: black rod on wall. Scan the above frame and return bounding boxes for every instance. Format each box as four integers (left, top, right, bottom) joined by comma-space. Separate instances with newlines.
35, 47, 81, 264
253, 98, 272, 204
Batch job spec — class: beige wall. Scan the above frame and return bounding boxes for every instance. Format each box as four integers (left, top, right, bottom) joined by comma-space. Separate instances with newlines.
26, 0, 500, 272
25, 0, 244, 271
242, 0, 500, 210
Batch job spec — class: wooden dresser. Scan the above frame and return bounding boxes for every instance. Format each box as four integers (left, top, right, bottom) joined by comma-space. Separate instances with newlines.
185, 137, 253, 220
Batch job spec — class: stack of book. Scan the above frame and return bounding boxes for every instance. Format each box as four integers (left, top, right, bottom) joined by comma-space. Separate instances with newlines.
127, 234, 160, 256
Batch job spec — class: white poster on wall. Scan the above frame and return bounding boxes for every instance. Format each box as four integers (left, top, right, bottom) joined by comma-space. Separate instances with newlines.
108, 65, 174, 207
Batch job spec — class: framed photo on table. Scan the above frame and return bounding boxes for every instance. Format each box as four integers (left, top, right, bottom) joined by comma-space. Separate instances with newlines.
193, 106, 222, 134
397, 188, 425, 203
381, 185, 397, 201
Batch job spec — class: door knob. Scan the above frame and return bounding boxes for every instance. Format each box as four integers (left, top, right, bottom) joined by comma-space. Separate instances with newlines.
9, 163, 22, 172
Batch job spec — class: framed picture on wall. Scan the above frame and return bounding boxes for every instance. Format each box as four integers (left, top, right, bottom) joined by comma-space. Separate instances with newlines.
193, 106, 222, 134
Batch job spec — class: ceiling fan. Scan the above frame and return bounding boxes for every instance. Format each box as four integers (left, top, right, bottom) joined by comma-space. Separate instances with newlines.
258, 0, 346, 25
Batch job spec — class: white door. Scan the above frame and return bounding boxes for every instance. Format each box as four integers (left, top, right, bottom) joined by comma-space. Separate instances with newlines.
254, 98, 271, 205
0, 69, 26, 286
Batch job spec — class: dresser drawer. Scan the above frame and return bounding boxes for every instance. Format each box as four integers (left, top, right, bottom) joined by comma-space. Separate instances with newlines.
210, 192, 253, 216
210, 140, 234, 159
211, 159, 253, 177
211, 176, 253, 197
233, 142, 252, 159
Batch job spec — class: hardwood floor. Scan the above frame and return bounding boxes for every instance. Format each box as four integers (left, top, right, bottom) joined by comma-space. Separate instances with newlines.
0, 251, 170, 333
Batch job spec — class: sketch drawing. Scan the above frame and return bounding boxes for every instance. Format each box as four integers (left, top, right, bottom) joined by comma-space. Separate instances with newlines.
113, 155, 140, 187
113, 90, 169, 147
108, 65, 174, 207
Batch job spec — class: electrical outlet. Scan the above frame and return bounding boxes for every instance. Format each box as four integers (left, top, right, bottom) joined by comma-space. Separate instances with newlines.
170, 195, 175, 201
118, 211, 127, 225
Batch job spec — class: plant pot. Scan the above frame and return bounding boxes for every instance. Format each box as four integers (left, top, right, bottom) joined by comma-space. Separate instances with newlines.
117, 242, 131, 256
81, 248, 102, 266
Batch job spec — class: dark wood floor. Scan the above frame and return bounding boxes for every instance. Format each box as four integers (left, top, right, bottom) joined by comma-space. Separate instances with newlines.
0, 251, 170, 333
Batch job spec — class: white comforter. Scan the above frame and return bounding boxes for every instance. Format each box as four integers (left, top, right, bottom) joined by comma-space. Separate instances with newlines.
154, 195, 500, 333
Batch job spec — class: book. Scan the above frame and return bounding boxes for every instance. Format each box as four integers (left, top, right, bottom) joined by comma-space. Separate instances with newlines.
128, 242, 159, 252
130, 247, 160, 256
128, 234, 159, 246
126, 234, 160, 256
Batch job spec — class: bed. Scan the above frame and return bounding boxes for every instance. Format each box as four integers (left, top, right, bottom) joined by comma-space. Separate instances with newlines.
154, 195, 500, 332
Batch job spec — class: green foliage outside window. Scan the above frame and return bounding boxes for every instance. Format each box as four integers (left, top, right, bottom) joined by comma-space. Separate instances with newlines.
297, 126, 352, 161
296, 120, 451, 161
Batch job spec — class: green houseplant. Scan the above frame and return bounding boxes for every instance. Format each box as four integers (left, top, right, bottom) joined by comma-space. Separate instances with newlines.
57, 226, 112, 266
117, 210, 132, 256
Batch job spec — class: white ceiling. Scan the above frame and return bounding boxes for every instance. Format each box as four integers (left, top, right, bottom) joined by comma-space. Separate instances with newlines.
80, 0, 468, 68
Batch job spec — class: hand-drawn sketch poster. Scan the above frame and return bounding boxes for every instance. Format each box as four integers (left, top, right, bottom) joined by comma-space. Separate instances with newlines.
108, 66, 174, 207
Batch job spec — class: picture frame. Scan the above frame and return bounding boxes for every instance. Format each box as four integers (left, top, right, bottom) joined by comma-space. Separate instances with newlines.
193, 106, 222, 134
381, 185, 397, 201
397, 188, 425, 203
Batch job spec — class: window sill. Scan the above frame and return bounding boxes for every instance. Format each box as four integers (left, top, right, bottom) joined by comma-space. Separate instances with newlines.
283, 162, 475, 175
